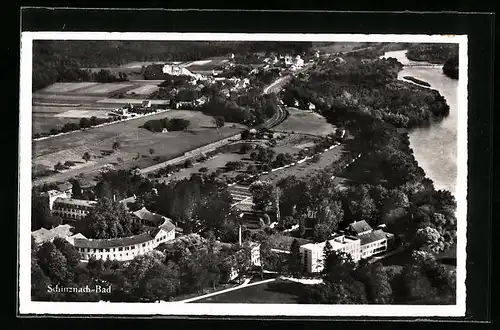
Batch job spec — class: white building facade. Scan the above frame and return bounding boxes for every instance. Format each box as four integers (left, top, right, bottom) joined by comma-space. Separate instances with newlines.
72, 227, 174, 262
300, 235, 361, 273
51, 198, 97, 222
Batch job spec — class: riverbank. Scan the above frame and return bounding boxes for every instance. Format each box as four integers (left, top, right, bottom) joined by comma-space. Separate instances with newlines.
402, 76, 431, 87
381, 50, 458, 195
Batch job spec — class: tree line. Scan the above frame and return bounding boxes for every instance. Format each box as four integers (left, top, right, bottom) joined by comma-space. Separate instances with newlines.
33, 116, 115, 140
141, 117, 191, 133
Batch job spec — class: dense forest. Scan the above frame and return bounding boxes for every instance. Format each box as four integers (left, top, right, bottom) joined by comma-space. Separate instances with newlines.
281, 57, 449, 128
406, 43, 459, 64
32, 41, 313, 91
406, 43, 459, 80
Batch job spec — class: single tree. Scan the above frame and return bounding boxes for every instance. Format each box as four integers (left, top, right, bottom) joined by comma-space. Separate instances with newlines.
288, 239, 302, 276
53, 162, 65, 172
323, 240, 334, 262
82, 152, 91, 163
149, 148, 155, 156
213, 116, 225, 134
112, 141, 121, 152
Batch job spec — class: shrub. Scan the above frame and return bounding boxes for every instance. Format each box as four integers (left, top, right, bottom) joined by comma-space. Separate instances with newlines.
183, 159, 193, 168
199, 167, 209, 173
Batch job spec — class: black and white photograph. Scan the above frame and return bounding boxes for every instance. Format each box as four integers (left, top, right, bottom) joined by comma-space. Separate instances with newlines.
19, 32, 468, 317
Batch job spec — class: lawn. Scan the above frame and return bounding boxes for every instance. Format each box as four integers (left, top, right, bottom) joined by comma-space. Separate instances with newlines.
272, 108, 336, 137
195, 279, 306, 304
32, 110, 246, 182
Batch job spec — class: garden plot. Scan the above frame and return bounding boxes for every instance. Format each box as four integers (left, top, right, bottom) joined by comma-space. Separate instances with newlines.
40, 82, 100, 93
258, 144, 346, 184
73, 83, 135, 94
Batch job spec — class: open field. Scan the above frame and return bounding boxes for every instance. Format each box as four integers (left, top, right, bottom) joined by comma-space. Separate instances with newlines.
40, 82, 100, 93
32, 81, 171, 136
125, 84, 160, 95
184, 57, 229, 72
33, 93, 105, 103
272, 108, 336, 136
33, 110, 246, 182
73, 83, 135, 94
196, 279, 305, 304
53, 109, 112, 118
96, 98, 170, 105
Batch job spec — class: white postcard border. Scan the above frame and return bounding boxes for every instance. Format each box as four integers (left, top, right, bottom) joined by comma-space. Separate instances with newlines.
19, 32, 468, 317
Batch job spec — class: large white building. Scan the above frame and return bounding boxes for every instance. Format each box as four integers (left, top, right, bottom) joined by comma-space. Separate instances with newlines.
70, 211, 176, 262
300, 234, 361, 273
51, 198, 97, 222
299, 221, 395, 273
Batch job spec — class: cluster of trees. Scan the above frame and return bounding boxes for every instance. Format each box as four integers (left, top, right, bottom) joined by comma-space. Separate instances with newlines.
282, 57, 449, 129
31, 233, 256, 302
295, 245, 455, 304
218, 65, 253, 78
406, 43, 459, 64
141, 117, 191, 133
150, 174, 236, 239
74, 198, 144, 239
250, 68, 282, 88
33, 116, 114, 139
274, 167, 456, 251
93, 169, 155, 201
33, 40, 312, 91
31, 192, 62, 230
442, 55, 459, 79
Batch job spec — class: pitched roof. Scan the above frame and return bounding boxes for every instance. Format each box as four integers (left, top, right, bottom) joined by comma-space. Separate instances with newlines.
348, 220, 373, 234
31, 224, 73, 244
359, 229, 389, 246
56, 182, 73, 191
53, 198, 97, 207
132, 207, 167, 225
73, 232, 154, 249
65, 233, 87, 245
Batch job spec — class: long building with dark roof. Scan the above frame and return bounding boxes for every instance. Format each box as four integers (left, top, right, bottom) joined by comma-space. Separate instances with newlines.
69, 208, 176, 262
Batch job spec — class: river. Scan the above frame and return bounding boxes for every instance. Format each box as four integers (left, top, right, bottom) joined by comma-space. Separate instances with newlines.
381, 50, 458, 196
